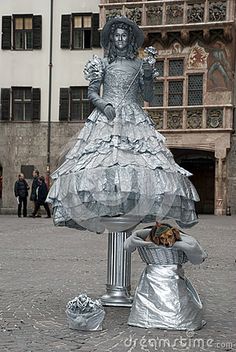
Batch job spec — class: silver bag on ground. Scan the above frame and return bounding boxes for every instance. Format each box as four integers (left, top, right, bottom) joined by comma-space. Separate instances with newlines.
66, 293, 105, 331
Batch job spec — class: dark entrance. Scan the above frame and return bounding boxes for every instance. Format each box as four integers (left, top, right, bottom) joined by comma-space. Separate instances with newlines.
171, 149, 215, 214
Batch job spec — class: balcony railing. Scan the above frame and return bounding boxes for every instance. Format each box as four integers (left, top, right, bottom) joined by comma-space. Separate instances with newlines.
144, 105, 233, 131
99, 0, 235, 29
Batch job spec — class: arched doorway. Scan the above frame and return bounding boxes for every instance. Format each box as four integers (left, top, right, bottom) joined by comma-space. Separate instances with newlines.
171, 149, 215, 214
0, 165, 2, 207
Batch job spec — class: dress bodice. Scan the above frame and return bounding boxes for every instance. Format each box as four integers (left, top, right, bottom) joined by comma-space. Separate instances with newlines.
102, 59, 142, 107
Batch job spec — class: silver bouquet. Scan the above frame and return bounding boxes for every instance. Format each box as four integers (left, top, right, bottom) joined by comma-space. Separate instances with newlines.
66, 293, 105, 331
143, 46, 159, 79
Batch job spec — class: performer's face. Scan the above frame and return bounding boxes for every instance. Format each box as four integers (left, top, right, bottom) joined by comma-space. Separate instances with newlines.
113, 28, 129, 51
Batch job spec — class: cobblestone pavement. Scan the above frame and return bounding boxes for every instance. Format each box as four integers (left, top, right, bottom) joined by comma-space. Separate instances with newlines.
0, 214, 236, 352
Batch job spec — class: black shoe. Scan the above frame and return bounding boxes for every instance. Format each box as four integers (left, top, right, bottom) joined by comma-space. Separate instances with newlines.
35, 215, 42, 218
45, 215, 51, 218
29, 214, 35, 218
18, 215, 21, 218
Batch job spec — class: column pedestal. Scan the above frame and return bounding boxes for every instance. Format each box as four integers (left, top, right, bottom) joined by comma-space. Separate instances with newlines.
101, 231, 133, 307
100, 216, 140, 307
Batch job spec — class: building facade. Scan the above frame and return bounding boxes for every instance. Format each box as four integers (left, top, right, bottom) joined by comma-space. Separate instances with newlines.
0, 0, 235, 216
99, 0, 236, 215
0, 0, 102, 212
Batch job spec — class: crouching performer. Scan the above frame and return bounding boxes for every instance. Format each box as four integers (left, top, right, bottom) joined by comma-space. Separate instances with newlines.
124, 223, 207, 330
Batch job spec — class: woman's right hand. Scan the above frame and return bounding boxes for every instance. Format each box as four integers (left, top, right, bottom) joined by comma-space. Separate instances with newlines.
104, 104, 116, 121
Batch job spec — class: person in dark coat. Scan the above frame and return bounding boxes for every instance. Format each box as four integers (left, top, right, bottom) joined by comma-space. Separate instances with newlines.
14, 173, 30, 217
32, 176, 51, 218
30, 169, 41, 217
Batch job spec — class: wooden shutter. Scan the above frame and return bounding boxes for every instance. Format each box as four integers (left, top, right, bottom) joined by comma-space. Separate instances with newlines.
59, 88, 69, 121
2, 16, 12, 50
92, 14, 100, 48
32, 88, 41, 121
33, 15, 42, 49
61, 15, 71, 49
1, 89, 11, 120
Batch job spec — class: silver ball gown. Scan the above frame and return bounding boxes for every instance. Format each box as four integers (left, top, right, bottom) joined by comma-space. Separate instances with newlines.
47, 55, 199, 233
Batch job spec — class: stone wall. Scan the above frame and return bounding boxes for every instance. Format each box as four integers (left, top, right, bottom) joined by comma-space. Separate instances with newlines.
0, 122, 83, 213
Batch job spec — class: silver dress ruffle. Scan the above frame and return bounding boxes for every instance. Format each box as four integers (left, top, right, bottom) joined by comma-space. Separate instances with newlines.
47, 56, 199, 232
128, 264, 205, 330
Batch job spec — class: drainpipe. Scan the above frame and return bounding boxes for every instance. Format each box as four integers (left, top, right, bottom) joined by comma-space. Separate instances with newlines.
46, 0, 53, 188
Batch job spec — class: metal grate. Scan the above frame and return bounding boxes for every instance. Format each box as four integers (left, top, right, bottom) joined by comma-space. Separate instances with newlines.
169, 59, 184, 76
188, 74, 203, 105
155, 60, 164, 77
152, 81, 164, 106
168, 80, 183, 106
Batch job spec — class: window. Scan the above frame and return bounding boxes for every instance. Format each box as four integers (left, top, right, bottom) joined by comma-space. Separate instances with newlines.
150, 58, 203, 107
12, 88, 32, 120
21, 165, 34, 179
61, 13, 100, 49
59, 87, 93, 121
168, 80, 183, 106
155, 60, 164, 77
1, 15, 42, 50
169, 59, 184, 76
0, 87, 41, 121
73, 15, 92, 49
152, 82, 164, 106
14, 16, 33, 50
188, 74, 203, 105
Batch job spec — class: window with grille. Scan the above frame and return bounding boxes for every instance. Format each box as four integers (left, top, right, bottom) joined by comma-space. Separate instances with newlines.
148, 57, 204, 109
188, 74, 203, 105
168, 81, 183, 106
152, 81, 164, 106
61, 13, 100, 49
155, 60, 164, 77
169, 59, 184, 76
59, 87, 93, 121
1, 15, 42, 50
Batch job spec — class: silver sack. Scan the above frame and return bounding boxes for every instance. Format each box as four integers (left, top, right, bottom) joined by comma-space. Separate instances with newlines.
66, 293, 105, 331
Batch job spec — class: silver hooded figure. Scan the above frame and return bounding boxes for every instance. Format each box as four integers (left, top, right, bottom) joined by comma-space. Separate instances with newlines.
124, 228, 207, 330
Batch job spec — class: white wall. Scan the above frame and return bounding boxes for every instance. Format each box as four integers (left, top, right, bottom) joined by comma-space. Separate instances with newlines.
0, 0, 102, 122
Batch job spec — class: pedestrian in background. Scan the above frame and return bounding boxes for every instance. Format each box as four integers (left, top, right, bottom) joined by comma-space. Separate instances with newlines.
32, 176, 51, 218
30, 169, 41, 217
14, 173, 30, 217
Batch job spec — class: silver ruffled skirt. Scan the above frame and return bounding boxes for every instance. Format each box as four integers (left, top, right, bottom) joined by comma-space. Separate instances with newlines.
47, 103, 199, 232
128, 264, 205, 330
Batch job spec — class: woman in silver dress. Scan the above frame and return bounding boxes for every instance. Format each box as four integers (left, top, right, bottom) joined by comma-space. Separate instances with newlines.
124, 223, 207, 330
47, 17, 199, 233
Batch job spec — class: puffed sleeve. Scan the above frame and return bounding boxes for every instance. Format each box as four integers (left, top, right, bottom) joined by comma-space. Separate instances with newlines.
83, 55, 105, 82
83, 56, 111, 113
173, 234, 207, 264
124, 229, 151, 253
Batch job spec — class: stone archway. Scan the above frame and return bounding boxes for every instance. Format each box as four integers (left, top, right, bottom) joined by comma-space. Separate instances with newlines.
171, 149, 215, 214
